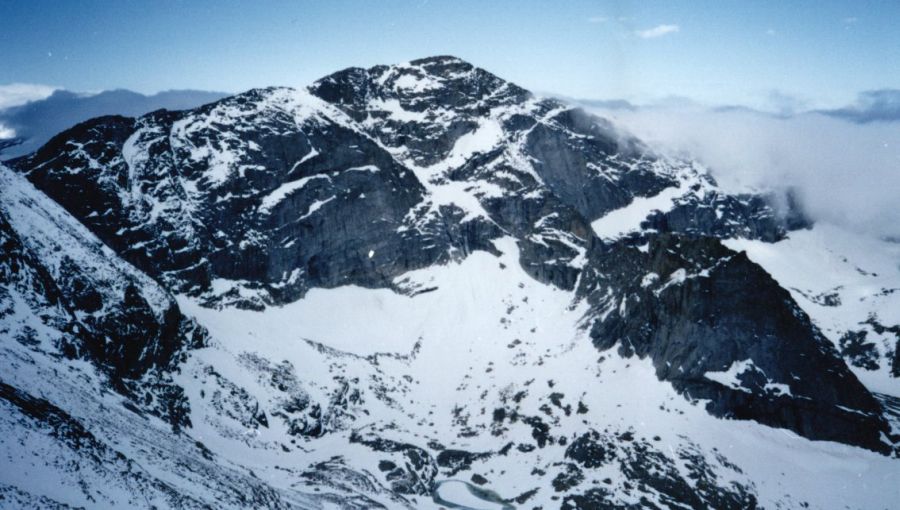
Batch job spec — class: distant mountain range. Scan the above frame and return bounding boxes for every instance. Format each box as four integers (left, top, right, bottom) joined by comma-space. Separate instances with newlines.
817, 89, 900, 123
567, 88, 900, 123
0, 88, 228, 159
5, 85, 895, 165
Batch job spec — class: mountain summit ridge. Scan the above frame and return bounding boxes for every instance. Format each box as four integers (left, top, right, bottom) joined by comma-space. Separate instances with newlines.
0, 88, 229, 159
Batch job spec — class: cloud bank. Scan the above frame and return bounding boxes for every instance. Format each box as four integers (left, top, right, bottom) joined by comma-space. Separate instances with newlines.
0, 83, 57, 110
584, 104, 900, 239
819, 89, 900, 123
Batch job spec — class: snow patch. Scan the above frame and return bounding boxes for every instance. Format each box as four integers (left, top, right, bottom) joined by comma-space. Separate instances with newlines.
591, 162, 705, 239
258, 174, 331, 213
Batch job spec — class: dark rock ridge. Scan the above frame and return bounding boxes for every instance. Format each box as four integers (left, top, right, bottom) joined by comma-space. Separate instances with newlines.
0, 165, 205, 428
561, 430, 759, 509
350, 430, 438, 496
10, 55, 793, 306
0, 381, 207, 509
642, 188, 809, 243
854, 316, 900, 377
6, 54, 892, 456
0, 376, 333, 508
580, 233, 892, 452
11, 91, 489, 309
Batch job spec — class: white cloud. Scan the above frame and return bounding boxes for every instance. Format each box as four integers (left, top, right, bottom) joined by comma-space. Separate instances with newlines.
0, 83, 57, 110
765, 89, 808, 115
0, 122, 15, 139
586, 104, 900, 238
635, 24, 680, 39
843, 16, 858, 24
587, 16, 608, 23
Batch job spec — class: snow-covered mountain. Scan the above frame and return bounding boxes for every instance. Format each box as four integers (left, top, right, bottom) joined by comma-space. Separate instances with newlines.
0, 89, 228, 159
1, 56, 898, 509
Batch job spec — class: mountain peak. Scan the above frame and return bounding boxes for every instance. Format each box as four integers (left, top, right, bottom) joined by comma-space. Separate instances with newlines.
4, 55, 899, 509
309, 56, 530, 120
408, 54, 470, 66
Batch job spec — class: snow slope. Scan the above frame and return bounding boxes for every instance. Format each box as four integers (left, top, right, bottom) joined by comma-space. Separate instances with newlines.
175, 237, 899, 509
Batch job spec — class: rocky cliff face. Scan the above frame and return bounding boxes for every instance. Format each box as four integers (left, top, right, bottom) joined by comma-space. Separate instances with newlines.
582, 234, 889, 451
10, 56, 794, 307
0, 165, 205, 428
13, 93, 469, 309
2, 57, 898, 509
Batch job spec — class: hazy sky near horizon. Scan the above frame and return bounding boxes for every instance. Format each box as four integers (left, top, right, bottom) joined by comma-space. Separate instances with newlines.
1, 0, 898, 110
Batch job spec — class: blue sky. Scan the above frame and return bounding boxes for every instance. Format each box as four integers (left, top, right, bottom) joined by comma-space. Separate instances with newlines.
1, 0, 898, 109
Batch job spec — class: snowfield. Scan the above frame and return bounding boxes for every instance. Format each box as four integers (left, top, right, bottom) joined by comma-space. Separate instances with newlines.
174, 237, 900, 509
